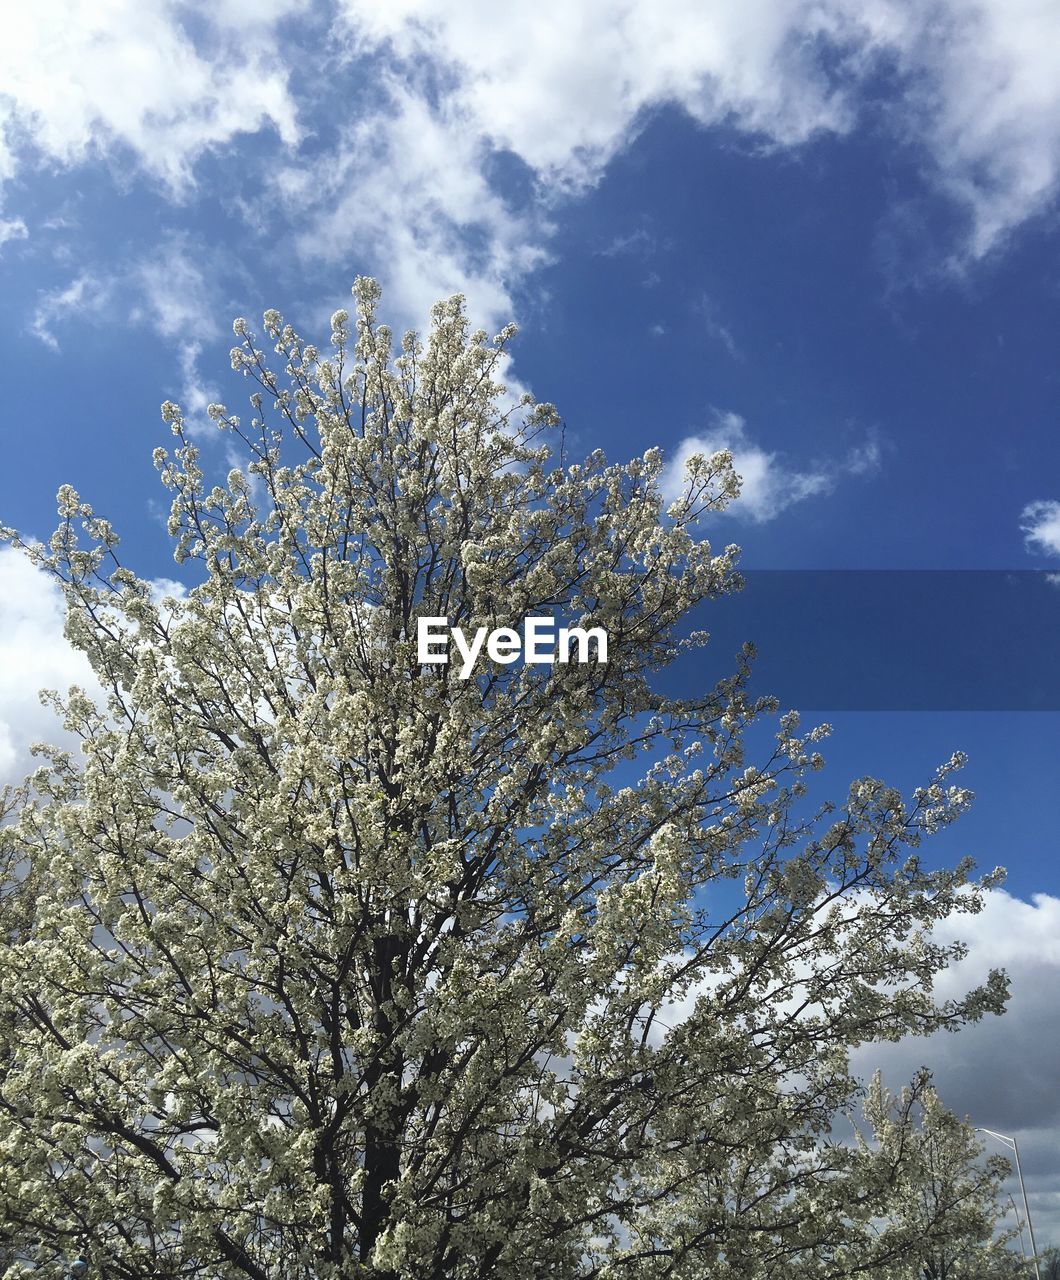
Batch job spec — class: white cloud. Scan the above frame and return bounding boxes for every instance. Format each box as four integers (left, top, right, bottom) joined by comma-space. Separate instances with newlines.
0, 1, 301, 194
1022, 500, 1060, 557
0, 549, 198, 787
298, 0, 864, 328
335, 0, 1060, 264
661, 410, 877, 523
173, 343, 225, 439
0, 0, 1054, 359
918, 0, 1060, 261
147, 578, 190, 608
0, 0, 1052, 352
0, 547, 99, 786
336, 0, 858, 190
274, 80, 550, 336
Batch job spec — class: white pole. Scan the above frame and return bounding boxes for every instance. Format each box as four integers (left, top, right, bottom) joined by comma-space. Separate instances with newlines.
976, 1127, 1041, 1280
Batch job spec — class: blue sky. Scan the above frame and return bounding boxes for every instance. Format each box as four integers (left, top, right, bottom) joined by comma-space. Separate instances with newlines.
1, 0, 1059, 1246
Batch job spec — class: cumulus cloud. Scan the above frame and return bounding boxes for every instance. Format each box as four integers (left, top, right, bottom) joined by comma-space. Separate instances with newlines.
851, 889, 1060, 1245
652, 882, 1060, 1241
335, 0, 858, 189
229, 0, 1060, 341
335, 0, 1060, 264
1022, 500, 1060, 557
0, 549, 198, 788
0, 547, 99, 786
917, 0, 1060, 261
0, 1, 301, 193
660, 411, 879, 523
278, 0, 861, 331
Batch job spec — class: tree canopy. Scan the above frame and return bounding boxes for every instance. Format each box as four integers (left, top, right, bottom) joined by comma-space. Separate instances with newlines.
0, 281, 1012, 1279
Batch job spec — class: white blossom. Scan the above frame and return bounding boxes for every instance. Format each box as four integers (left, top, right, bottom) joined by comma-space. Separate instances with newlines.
0, 284, 1011, 1280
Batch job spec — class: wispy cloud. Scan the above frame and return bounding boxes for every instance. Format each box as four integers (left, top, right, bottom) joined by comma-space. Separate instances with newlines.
844, 435, 883, 476
132, 235, 225, 435
0, 216, 27, 255
30, 273, 112, 350
273, 79, 551, 336
695, 293, 741, 360
30, 235, 226, 435
596, 228, 656, 258
134, 239, 221, 343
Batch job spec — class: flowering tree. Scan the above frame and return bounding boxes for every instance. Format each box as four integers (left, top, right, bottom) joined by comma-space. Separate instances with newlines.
1040, 1246, 1060, 1280
0, 282, 1011, 1279
854, 1072, 1022, 1280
